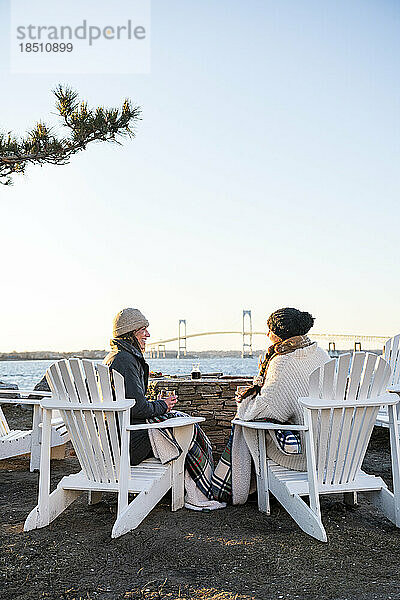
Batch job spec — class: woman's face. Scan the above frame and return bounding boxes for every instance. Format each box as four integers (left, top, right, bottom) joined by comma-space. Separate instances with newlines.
134, 327, 150, 351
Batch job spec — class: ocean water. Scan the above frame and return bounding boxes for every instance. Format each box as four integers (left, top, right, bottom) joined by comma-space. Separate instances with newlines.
0, 357, 260, 390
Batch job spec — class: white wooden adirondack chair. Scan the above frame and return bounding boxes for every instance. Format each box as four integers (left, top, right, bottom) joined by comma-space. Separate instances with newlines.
24, 359, 204, 538
233, 352, 400, 542
376, 334, 400, 427
0, 389, 69, 471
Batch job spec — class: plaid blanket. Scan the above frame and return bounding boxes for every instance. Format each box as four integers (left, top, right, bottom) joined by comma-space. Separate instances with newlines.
211, 426, 234, 503
211, 423, 301, 504
147, 411, 215, 500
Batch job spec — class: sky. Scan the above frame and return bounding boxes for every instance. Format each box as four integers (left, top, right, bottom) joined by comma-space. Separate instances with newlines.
0, 0, 399, 352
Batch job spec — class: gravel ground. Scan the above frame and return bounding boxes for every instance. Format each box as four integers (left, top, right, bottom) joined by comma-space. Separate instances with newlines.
1, 405, 400, 600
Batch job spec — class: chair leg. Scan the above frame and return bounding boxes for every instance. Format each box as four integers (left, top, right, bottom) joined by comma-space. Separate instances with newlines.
88, 491, 103, 505
365, 488, 399, 527
112, 471, 171, 538
51, 443, 67, 460
171, 455, 185, 511
257, 474, 269, 513
257, 431, 270, 514
24, 485, 82, 530
171, 425, 194, 511
30, 404, 42, 472
388, 404, 400, 526
269, 471, 327, 542
344, 492, 358, 506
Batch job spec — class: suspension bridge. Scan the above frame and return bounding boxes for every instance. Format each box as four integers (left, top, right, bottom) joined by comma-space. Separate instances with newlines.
146, 311, 389, 358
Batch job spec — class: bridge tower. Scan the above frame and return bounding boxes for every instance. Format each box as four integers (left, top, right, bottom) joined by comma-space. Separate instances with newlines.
242, 310, 253, 358
157, 344, 166, 358
178, 319, 187, 358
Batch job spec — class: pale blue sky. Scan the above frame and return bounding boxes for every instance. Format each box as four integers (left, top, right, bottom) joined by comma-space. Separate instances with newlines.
0, 0, 399, 351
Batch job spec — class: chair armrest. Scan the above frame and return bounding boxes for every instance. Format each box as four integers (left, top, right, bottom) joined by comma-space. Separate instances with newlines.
127, 416, 205, 431
0, 389, 53, 405
0, 394, 42, 405
0, 389, 52, 397
299, 393, 397, 409
41, 399, 135, 410
232, 418, 307, 431
16, 389, 51, 397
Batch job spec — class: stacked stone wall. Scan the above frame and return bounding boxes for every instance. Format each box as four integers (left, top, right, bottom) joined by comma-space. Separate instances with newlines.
148, 378, 252, 458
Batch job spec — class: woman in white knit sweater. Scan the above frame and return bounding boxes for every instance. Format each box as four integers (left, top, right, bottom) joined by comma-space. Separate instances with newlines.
237, 308, 330, 471
212, 308, 330, 503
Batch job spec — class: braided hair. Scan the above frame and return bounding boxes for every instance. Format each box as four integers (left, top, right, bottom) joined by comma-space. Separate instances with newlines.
240, 344, 276, 400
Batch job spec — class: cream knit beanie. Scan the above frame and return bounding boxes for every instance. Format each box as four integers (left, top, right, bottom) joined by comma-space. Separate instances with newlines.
112, 308, 149, 337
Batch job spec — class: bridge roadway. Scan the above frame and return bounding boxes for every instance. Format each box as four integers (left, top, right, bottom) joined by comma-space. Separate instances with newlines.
147, 331, 389, 348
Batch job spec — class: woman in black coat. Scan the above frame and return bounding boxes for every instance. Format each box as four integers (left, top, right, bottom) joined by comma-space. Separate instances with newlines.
104, 308, 177, 465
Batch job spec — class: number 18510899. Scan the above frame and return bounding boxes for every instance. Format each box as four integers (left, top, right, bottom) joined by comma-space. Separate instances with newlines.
19, 43, 73, 52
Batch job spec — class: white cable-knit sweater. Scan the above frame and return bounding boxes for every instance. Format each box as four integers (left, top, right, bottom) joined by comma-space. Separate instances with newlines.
236, 343, 330, 471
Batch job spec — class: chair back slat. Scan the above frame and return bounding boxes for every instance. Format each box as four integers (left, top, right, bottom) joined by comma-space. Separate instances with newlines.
113, 370, 127, 430
307, 352, 392, 487
308, 368, 320, 398
59, 406, 96, 479
89, 407, 118, 480
80, 408, 108, 480
384, 363, 392, 390
45, 359, 129, 483
113, 370, 126, 399
47, 363, 69, 401
69, 359, 91, 403
0, 407, 11, 436
339, 406, 367, 482
391, 336, 400, 385
384, 334, 400, 386
383, 335, 394, 361
346, 352, 365, 401
347, 406, 379, 481
316, 409, 332, 483
103, 410, 122, 475
324, 408, 344, 484
334, 406, 356, 484
58, 361, 80, 403
369, 357, 391, 397
322, 360, 336, 401
69, 409, 100, 480
357, 353, 379, 401
335, 354, 351, 401
97, 364, 114, 403
82, 360, 102, 403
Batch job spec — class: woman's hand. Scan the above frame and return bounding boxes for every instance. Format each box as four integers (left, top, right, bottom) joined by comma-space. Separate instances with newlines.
158, 392, 178, 412
235, 391, 243, 404
235, 386, 255, 403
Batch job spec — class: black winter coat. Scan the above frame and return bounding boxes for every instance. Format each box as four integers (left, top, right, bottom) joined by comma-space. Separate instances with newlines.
104, 338, 168, 465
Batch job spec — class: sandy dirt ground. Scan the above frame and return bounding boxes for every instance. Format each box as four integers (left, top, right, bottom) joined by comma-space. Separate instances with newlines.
1, 405, 400, 600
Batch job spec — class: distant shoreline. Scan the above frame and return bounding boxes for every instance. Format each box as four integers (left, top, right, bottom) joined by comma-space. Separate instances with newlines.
0, 351, 107, 361
0, 348, 383, 360
0, 350, 261, 360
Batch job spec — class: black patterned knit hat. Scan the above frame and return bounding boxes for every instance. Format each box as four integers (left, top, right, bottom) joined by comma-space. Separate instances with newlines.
267, 307, 314, 341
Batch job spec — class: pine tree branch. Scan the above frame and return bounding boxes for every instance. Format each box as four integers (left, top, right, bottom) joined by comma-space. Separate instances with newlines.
0, 85, 141, 185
